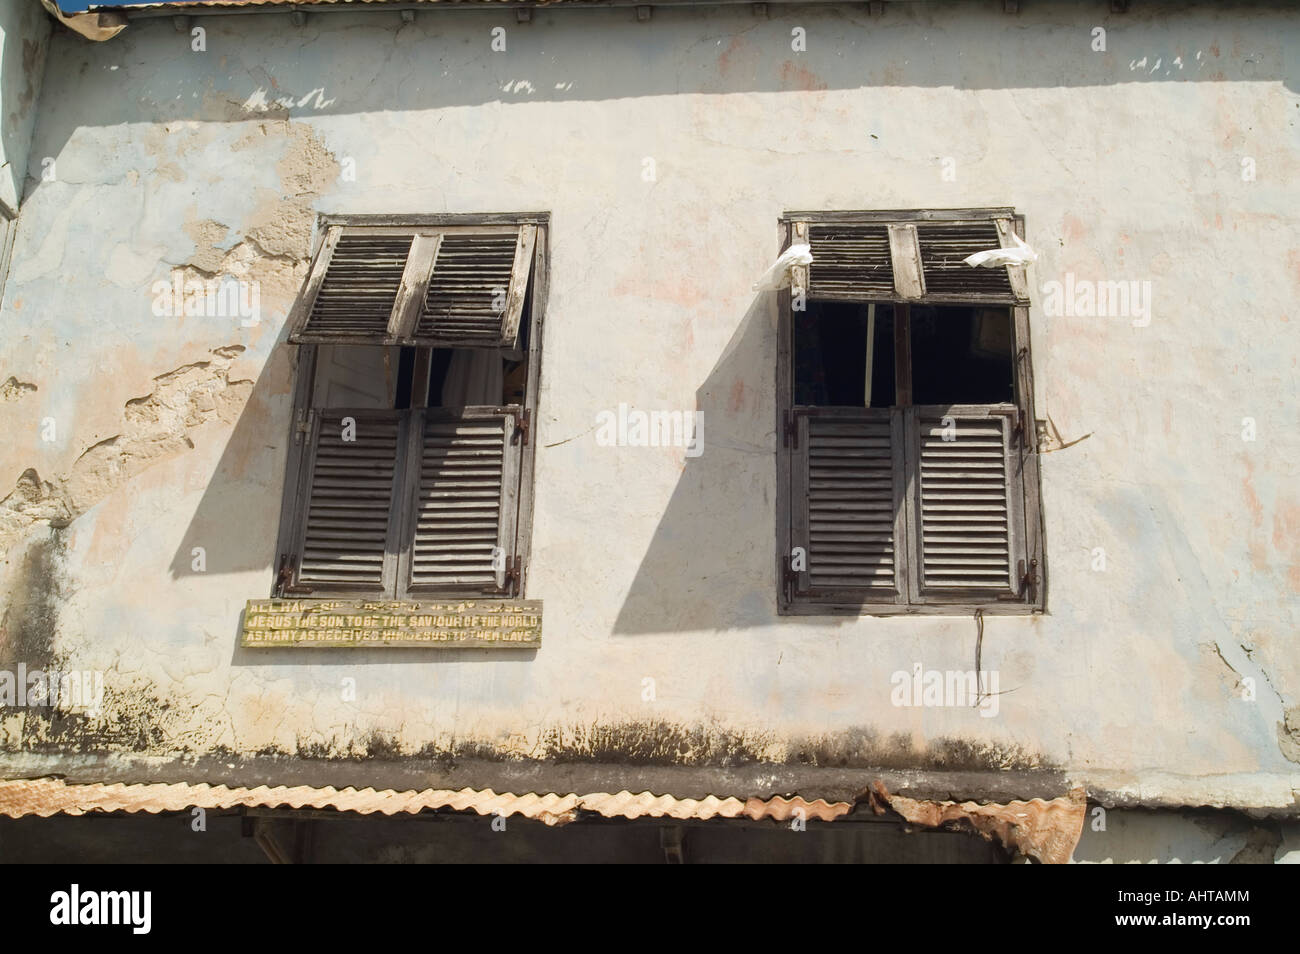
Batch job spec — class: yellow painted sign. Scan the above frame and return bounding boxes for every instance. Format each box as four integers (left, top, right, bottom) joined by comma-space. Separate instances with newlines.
240, 599, 542, 648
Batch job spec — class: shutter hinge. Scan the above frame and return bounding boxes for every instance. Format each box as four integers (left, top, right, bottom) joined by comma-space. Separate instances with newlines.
783, 565, 810, 598
293, 408, 315, 445
275, 554, 314, 597
1018, 558, 1039, 601
509, 408, 531, 445
1011, 407, 1027, 448
482, 555, 522, 595
1012, 348, 1031, 447
783, 410, 799, 449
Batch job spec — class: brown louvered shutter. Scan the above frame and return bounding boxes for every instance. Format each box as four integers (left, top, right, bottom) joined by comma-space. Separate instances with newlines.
293, 409, 405, 593
914, 220, 1021, 302
414, 226, 536, 348
905, 407, 1026, 600
801, 215, 1028, 305
806, 222, 894, 301
790, 409, 905, 603
291, 229, 414, 343
290, 224, 536, 346
397, 408, 521, 595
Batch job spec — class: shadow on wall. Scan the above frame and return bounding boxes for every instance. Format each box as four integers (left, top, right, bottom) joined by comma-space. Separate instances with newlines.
0, 0, 48, 215
612, 292, 783, 635
165, 318, 295, 584
21, 3, 1299, 205
612, 291, 924, 635
162, 321, 544, 666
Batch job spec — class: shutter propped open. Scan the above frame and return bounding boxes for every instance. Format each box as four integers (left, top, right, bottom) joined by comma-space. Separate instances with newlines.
914, 221, 1016, 301
289, 224, 536, 347
291, 230, 413, 343
806, 222, 895, 301
417, 227, 535, 348
797, 212, 1029, 305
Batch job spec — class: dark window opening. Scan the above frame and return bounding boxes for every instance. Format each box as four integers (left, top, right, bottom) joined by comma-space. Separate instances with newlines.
780, 211, 1041, 617
794, 301, 895, 407
909, 306, 1014, 406
426, 348, 455, 407
394, 347, 417, 410
424, 299, 530, 408
422, 347, 528, 408
794, 302, 1014, 408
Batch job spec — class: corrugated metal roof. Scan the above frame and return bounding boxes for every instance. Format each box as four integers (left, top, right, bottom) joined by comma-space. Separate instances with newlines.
867, 781, 1087, 864
1, 777, 1091, 860
0, 777, 853, 827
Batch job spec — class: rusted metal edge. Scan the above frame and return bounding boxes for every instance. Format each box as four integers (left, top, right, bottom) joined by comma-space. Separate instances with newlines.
0, 776, 1088, 860
40, 0, 128, 40
0, 777, 854, 828
865, 780, 1087, 864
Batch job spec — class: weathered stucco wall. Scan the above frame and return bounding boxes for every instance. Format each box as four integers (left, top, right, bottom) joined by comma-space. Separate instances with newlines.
0, 0, 49, 216
0, 1, 1297, 808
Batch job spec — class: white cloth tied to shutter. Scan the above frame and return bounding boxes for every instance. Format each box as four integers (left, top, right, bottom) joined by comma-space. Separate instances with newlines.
963, 232, 1038, 269
752, 243, 814, 291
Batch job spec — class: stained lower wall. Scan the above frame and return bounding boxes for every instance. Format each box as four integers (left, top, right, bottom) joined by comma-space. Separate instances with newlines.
0, 1, 1297, 809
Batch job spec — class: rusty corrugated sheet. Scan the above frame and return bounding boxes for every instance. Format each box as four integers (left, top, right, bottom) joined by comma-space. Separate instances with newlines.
0, 777, 1084, 859
866, 781, 1087, 864
0, 777, 854, 827
742, 794, 850, 822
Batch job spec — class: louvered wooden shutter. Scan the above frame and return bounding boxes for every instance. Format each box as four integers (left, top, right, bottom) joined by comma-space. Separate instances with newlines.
398, 408, 521, 595
291, 229, 413, 343
790, 409, 905, 603
805, 222, 894, 301
799, 214, 1028, 305
914, 221, 1018, 301
415, 227, 536, 347
290, 224, 536, 347
906, 407, 1026, 600
293, 410, 405, 592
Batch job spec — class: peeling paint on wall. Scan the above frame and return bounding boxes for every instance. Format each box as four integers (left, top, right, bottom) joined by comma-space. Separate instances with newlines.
0, 378, 36, 402
1277, 706, 1300, 765
0, 347, 252, 555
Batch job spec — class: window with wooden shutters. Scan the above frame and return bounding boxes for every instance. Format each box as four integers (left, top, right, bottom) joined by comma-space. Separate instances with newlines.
274, 214, 546, 602
289, 224, 536, 349
779, 209, 1044, 615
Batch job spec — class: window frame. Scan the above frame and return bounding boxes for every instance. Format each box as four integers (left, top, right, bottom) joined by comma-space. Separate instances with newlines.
272, 212, 549, 601
776, 210, 1046, 617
